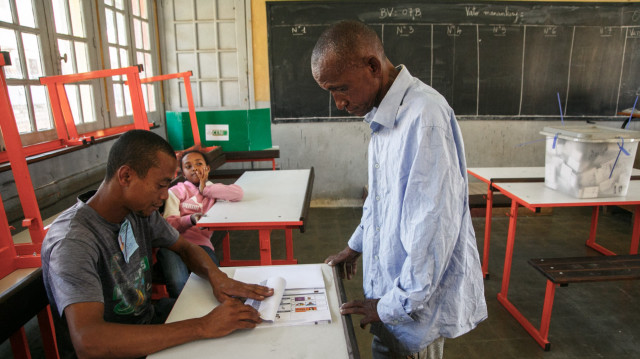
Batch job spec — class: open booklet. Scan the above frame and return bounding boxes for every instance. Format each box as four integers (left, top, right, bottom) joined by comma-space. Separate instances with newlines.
234, 264, 332, 328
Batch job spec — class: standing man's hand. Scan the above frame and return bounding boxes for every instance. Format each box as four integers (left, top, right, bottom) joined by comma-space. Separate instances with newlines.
340, 299, 381, 329
325, 246, 361, 280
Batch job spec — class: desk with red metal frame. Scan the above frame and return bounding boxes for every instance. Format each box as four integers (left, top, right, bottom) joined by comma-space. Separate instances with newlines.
468, 167, 546, 279
491, 181, 640, 349
196, 168, 314, 266
468, 167, 640, 279
147, 264, 358, 359
38, 65, 151, 147
138, 71, 215, 152
0, 51, 60, 359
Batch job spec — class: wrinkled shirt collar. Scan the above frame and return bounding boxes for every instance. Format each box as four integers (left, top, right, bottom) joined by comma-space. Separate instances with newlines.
364, 65, 410, 131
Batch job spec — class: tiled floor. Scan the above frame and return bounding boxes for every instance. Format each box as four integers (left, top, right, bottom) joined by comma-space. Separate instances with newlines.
3, 206, 640, 358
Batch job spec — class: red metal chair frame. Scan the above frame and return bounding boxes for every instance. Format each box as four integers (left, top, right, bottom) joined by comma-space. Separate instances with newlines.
0, 51, 59, 359
0, 52, 46, 257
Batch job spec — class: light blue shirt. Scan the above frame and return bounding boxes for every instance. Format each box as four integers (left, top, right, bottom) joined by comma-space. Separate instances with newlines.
348, 66, 487, 354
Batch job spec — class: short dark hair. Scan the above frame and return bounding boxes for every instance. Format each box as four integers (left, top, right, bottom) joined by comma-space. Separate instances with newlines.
311, 20, 385, 74
105, 130, 176, 181
179, 149, 208, 172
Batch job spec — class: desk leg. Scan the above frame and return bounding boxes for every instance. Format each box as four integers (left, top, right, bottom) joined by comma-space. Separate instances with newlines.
221, 232, 231, 267
585, 206, 615, 256
285, 229, 297, 264
271, 159, 276, 170
630, 205, 640, 254
259, 229, 273, 265
9, 327, 30, 359
498, 200, 519, 297
37, 305, 60, 359
481, 182, 494, 279
497, 200, 553, 350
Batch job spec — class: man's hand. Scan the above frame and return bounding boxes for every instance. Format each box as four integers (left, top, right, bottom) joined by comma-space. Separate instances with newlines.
199, 298, 262, 338
211, 275, 274, 303
325, 246, 361, 280
340, 299, 381, 329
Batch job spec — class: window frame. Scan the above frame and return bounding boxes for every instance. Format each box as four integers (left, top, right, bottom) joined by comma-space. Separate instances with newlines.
0, 0, 163, 152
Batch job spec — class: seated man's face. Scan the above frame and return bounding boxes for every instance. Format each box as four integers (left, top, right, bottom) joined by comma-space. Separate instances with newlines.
126, 151, 176, 217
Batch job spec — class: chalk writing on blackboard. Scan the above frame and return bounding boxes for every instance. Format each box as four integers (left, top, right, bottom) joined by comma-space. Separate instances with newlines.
267, 1, 640, 123
396, 25, 414, 36
291, 26, 306, 36
379, 7, 422, 20
447, 26, 462, 37
544, 26, 557, 37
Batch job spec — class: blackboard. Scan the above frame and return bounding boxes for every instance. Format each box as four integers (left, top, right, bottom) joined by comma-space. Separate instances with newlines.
266, 1, 640, 123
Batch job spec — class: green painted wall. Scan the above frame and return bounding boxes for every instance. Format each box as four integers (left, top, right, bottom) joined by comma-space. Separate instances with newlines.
166, 108, 272, 151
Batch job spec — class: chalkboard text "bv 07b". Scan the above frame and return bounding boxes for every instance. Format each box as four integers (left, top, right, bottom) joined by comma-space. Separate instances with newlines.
379, 7, 422, 20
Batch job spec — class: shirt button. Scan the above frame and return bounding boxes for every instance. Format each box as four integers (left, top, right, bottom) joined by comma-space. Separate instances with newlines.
375, 255, 379, 260
376, 227, 380, 232
375, 163, 380, 168
375, 195, 380, 201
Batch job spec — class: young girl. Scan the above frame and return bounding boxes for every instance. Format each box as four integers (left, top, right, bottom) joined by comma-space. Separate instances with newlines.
157, 150, 243, 298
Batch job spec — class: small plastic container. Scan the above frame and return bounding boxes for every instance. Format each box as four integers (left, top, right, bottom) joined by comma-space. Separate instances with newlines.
541, 125, 640, 198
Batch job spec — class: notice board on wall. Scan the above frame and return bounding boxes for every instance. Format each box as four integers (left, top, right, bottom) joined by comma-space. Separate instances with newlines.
266, 1, 640, 123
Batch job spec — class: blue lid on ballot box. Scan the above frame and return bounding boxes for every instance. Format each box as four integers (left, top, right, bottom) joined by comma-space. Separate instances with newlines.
540, 125, 640, 143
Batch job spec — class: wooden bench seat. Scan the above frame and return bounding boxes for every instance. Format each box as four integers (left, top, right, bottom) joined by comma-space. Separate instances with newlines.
529, 254, 640, 285
525, 254, 640, 350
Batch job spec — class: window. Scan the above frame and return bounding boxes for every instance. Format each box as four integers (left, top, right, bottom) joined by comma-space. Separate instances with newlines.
0, 0, 55, 145
103, 0, 159, 126
0, 0, 161, 148
51, 0, 102, 132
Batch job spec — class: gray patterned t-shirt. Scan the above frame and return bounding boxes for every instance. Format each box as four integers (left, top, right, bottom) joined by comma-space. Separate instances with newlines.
42, 191, 179, 324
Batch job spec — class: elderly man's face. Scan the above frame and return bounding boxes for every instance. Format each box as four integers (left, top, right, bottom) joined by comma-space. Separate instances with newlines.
313, 56, 381, 117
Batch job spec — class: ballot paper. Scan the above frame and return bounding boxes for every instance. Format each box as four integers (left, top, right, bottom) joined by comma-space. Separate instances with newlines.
234, 264, 331, 328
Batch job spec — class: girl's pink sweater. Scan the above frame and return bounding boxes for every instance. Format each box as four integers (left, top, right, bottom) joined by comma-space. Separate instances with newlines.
163, 180, 243, 249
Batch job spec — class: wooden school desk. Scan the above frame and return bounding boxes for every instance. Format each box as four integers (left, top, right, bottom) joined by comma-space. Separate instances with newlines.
491, 181, 640, 349
147, 264, 359, 359
197, 169, 314, 266
467, 167, 640, 278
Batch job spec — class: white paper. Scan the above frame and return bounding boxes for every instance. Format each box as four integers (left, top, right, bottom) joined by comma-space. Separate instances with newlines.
234, 264, 331, 328
244, 276, 286, 322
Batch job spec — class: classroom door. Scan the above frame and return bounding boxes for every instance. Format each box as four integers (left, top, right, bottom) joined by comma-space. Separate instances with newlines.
161, 0, 253, 111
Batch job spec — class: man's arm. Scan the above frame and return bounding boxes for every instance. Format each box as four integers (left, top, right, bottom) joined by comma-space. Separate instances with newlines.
65, 298, 260, 358
168, 236, 273, 301
377, 122, 465, 325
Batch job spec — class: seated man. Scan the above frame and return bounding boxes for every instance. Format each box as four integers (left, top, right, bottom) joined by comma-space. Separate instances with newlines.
41, 130, 273, 358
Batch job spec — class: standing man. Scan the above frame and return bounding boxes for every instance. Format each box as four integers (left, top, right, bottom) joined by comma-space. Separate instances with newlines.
314, 21, 487, 358
42, 130, 273, 358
